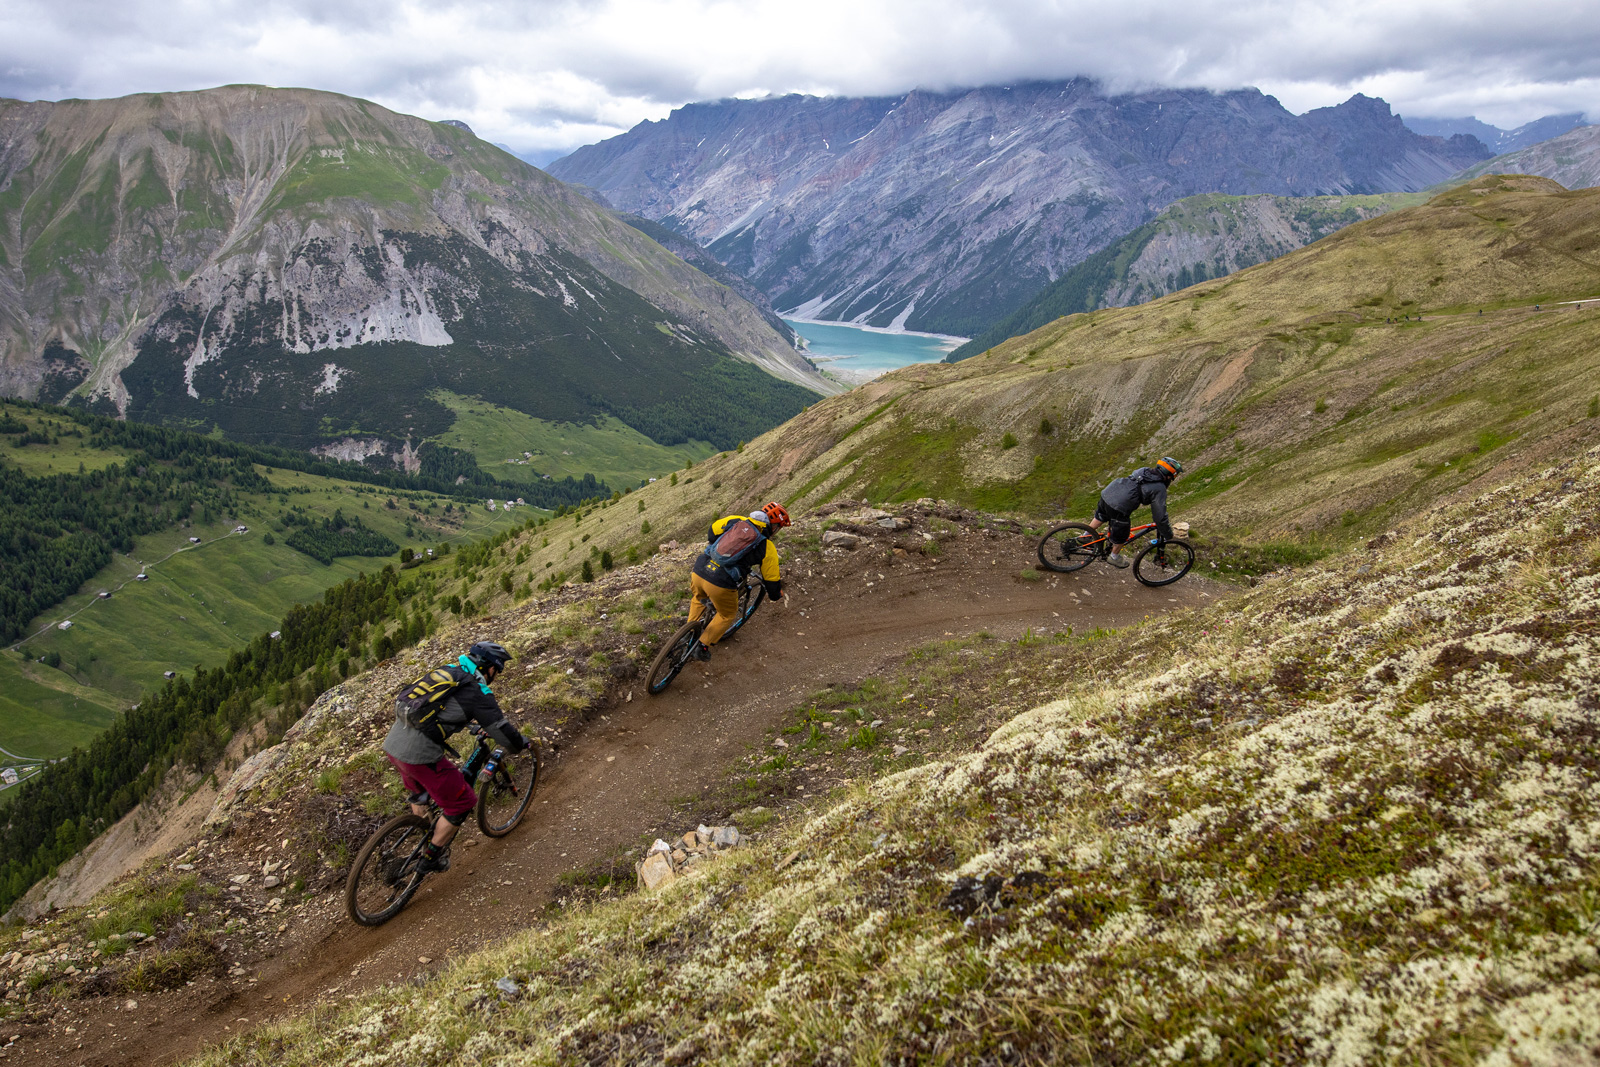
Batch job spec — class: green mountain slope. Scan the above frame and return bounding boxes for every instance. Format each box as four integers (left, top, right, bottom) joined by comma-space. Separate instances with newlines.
0, 399, 537, 759
0, 86, 829, 459
528, 176, 1600, 581
949, 191, 1423, 361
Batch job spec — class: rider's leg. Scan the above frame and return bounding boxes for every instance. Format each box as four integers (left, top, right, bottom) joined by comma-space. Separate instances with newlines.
1090, 500, 1125, 540
1105, 514, 1133, 566
691, 575, 741, 645
686, 575, 710, 625
391, 756, 478, 868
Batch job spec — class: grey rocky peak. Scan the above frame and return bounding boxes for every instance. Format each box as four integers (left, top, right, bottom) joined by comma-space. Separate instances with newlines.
548, 82, 1490, 339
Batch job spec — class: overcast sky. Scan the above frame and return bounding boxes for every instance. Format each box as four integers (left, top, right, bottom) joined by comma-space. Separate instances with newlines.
2, 0, 1597, 162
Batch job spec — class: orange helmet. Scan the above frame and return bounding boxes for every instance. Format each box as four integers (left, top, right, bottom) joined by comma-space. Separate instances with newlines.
758, 502, 791, 528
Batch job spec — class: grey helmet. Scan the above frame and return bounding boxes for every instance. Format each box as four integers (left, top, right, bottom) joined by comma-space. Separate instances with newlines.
467, 641, 512, 671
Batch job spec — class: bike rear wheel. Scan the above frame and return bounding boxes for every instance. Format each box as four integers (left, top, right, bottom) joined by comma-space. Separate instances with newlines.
1037, 523, 1100, 573
1133, 539, 1196, 587
646, 614, 704, 695
345, 813, 430, 926
477, 745, 540, 837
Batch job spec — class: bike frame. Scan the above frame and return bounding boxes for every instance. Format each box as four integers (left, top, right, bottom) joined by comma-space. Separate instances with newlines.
1083, 521, 1158, 553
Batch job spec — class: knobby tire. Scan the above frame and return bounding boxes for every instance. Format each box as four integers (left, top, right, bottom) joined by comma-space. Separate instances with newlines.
477, 745, 541, 837
1037, 523, 1100, 573
346, 813, 430, 926
1133, 539, 1196, 587
647, 615, 704, 695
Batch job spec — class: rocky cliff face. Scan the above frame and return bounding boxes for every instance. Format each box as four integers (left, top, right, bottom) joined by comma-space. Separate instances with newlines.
549, 83, 1490, 337
0, 87, 827, 455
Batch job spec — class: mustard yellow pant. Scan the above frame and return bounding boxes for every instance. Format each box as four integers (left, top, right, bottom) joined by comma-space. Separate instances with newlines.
688, 573, 741, 645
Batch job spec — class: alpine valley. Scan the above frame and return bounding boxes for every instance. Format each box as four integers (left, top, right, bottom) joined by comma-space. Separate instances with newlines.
0, 86, 831, 466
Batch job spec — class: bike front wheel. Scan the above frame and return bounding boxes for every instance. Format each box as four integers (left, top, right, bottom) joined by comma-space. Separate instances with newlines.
346, 813, 430, 926
1037, 523, 1100, 573
477, 745, 540, 837
725, 581, 766, 639
646, 616, 703, 695
1133, 539, 1196, 587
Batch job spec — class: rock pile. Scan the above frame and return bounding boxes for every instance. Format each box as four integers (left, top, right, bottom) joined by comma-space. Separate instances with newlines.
635, 824, 745, 890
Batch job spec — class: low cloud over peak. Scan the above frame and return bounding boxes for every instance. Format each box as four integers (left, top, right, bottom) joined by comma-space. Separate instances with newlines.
2, 0, 1596, 160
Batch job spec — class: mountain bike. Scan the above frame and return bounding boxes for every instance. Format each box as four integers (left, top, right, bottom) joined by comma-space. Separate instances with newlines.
345, 723, 540, 926
645, 572, 766, 695
1036, 521, 1195, 587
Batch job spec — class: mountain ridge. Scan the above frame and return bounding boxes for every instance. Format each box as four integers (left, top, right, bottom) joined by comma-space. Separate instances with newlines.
0, 86, 831, 460
1403, 111, 1588, 152
1449, 122, 1600, 194
548, 82, 1490, 337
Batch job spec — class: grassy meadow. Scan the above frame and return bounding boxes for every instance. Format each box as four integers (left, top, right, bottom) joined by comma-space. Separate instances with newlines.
1, 454, 529, 759
428, 390, 715, 491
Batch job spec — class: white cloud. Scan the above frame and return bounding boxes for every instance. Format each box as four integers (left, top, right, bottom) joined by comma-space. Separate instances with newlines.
2, 0, 1597, 159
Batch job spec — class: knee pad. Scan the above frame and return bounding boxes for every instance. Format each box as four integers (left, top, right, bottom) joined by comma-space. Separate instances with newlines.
441, 809, 470, 827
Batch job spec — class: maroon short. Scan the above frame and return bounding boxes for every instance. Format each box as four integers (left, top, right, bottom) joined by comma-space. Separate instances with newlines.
386, 755, 477, 822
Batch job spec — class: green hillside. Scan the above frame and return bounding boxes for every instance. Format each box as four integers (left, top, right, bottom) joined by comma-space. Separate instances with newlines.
2, 173, 1597, 1063
427, 391, 715, 490
499, 176, 1600, 590
0, 401, 543, 759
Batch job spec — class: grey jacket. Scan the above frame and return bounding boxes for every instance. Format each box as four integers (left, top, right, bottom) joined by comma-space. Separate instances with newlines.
382, 669, 524, 766
1100, 467, 1174, 540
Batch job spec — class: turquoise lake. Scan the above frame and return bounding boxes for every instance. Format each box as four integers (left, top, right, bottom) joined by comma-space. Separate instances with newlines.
783, 319, 965, 377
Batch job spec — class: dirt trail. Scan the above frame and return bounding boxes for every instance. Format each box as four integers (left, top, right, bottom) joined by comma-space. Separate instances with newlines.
29, 527, 1223, 1066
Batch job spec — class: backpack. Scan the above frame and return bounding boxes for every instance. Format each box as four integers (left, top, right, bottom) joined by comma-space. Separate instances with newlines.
704, 519, 765, 581
396, 664, 469, 735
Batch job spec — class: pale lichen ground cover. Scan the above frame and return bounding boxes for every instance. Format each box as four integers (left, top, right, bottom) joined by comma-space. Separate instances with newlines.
200, 451, 1600, 1066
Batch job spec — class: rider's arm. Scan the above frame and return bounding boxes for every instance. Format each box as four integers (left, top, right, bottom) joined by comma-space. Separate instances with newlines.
759, 540, 783, 599
459, 687, 528, 753
1147, 483, 1174, 541
707, 515, 733, 543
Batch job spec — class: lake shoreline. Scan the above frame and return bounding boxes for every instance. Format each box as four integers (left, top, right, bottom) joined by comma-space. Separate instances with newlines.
783, 318, 969, 383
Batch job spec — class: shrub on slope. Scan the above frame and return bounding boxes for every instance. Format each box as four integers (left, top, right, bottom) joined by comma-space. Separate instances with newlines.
203, 454, 1599, 1063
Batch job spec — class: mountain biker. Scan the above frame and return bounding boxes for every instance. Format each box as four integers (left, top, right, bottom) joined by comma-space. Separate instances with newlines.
686, 502, 790, 662
381, 641, 528, 873
1086, 457, 1183, 568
